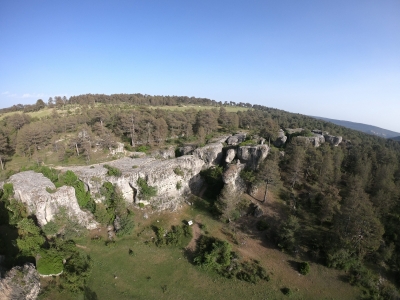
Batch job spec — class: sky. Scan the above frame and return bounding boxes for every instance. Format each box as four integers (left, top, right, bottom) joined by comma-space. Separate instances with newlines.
1, 0, 399, 131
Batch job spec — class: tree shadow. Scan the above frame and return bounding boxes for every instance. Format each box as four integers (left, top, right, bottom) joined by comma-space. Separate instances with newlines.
84, 286, 98, 300
287, 260, 299, 272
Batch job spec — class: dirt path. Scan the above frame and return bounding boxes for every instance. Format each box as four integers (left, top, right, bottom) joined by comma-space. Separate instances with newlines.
186, 222, 201, 252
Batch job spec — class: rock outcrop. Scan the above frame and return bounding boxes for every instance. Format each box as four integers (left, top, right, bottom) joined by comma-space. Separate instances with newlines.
222, 164, 246, 193
0, 263, 40, 300
226, 133, 246, 146
178, 145, 196, 156
193, 142, 224, 168
67, 155, 206, 211
225, 148, 237, 163
152, 146, 176, 159
237, 145, 269, 170
274, 129, 287, 147
8, 171, 98, 229
324, 134, 343, 146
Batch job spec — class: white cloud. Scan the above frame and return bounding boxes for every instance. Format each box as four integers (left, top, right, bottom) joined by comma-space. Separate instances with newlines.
21, 93, 45, 99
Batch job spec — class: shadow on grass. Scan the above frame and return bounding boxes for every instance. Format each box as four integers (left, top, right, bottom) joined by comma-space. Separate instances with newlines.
287, 260, 299, 272
84, 286, 98, 300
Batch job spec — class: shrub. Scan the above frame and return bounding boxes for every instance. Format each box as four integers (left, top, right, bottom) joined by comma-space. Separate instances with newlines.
45, 187, 57, 194
42, 221, 59, 236
281, 287, 292, 296
236, 260, 270, 283
173, 167, 184, 176
176, 181, 182, 190
139, 202, 145, 208
299, 261, 310, 275
116, 213, 135, 237
37, 249, 63, 275
137, 178, 157, 200
103, 164, 122, 177
136, 145, 149, 153
1, 183, 14, 201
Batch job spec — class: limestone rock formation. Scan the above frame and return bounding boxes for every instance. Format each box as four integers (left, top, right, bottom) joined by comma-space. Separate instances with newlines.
226, 133, 246, 146
225, 148, 237, 163
178, 145, 196, 156
193, 142, 224, 168
274, 129, 287, 147
222, 164, 246, 193
109, 142, 125, 156
237, 145, 269, 170
324, 134, 343, 146
0, 263, 40, 300
8, 171, 98, 229
153, 146, 176, 159
67, 155, 206, 211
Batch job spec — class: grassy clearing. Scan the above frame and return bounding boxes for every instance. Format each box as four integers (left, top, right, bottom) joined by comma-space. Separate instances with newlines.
39, 199, 359, 300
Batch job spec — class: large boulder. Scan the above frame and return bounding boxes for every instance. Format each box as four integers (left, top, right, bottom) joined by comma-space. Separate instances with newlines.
226, 133, 246, 146
8, 171, 98, 229
324, 134, 342, 146
152, 146, 175, 159
222, 163, 246, 193
0, 263, 40, 300
274, 129, 287, 147
237, 145, 269, 170
193, 142, 224, 168
225, 148, 237, 163
178, 145, 196, 156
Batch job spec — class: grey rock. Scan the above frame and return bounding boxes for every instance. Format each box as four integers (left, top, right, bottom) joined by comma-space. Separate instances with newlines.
178, 145, 196, 156
274, 129, 287, 147
110, 142, 125, 156
0, 263, 40, 300
193, 142, 224, 168
225, 149, 237, 163
8, 171, 98, 229
324, 134, 343, 146
153, 146, 175, 159
226, 133, 246, 146
222, 164, 246, 193
286, 128, 303, 134
237, 145, 269, 170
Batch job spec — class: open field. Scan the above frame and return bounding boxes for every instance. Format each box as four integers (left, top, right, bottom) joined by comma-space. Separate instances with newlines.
39, 194, 360, 300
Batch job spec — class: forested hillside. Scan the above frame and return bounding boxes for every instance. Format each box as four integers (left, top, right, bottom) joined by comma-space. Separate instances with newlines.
0, 94, 400, 299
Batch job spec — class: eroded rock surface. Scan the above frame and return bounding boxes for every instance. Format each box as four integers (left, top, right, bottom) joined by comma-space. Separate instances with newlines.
193, 142, 224, 168
222, 164, 246, 193
0, 263, 40, 300
324, 134, 343, 146
9, 171, 98, 229
226, 133, 246, 146
237, 145, 269, 170
225, 148, 237, 163
68, 155, 206, 211
274, 129, 287, 147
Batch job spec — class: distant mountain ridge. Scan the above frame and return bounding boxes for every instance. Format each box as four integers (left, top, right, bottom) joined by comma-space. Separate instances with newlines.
311, 116, 400, 139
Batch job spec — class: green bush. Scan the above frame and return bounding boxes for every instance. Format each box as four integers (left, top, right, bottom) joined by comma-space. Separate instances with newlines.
37, 249, 63, 275
137, 178, 157, 200
299, 261, 310, 275
173, 167, 184, 176
1, 183, 14, 201
104, 164, 122, 177
42, 221, 59, 236
136, 145, 150, 153
236, 260, 270, 283
116, 213, 135, 237
176, 181, 182, 190
281, 287, 292, 296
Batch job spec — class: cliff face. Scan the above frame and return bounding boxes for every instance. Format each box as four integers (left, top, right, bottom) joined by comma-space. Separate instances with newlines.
8, 171, 98, 229
237, 145, 269, 170
67, 155, 206, 211
0, 263, 40, 300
